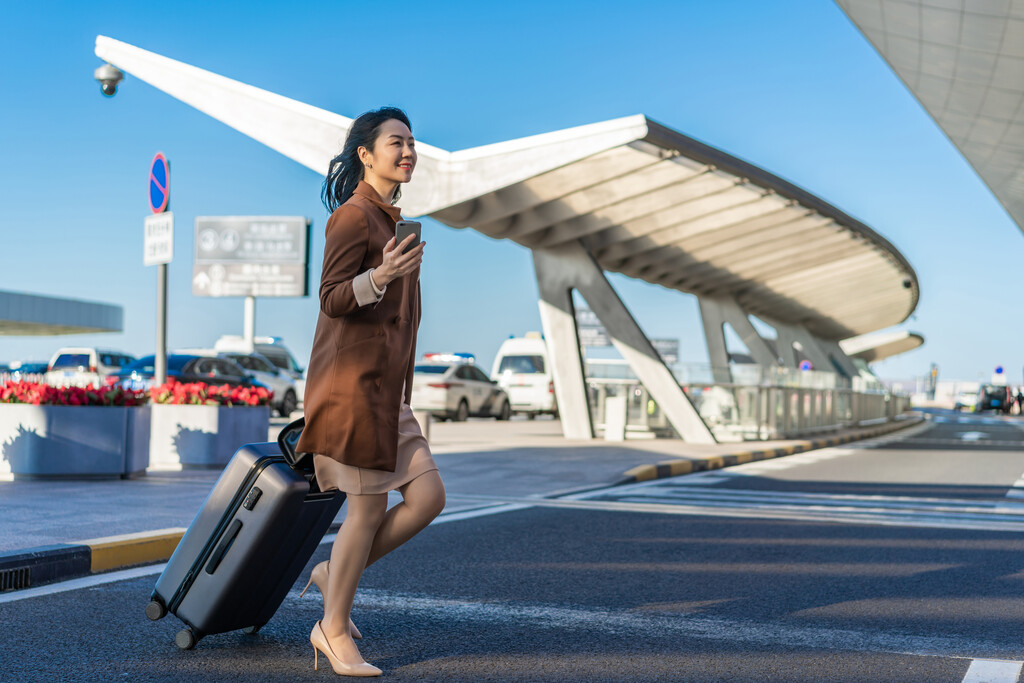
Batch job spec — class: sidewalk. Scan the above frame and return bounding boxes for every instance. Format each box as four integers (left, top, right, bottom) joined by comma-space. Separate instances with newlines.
0, 414, 923, 590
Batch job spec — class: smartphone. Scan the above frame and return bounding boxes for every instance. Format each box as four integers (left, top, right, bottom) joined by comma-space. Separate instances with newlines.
395, 221, 422, 254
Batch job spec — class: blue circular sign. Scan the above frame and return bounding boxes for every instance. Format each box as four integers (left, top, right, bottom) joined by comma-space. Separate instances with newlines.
799, 360, 813, 371
996, 365, 1004, 375
149, 152, 169, 213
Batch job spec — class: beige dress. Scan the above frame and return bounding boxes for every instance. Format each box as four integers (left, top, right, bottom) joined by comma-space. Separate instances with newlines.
313, 401, 438, 495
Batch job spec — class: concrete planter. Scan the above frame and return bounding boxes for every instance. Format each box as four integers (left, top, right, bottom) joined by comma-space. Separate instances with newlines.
149, 404, 270, 470
0, 405, 151, 480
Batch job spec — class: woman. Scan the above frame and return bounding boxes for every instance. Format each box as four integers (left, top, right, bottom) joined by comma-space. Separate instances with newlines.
295, 107, 446, 677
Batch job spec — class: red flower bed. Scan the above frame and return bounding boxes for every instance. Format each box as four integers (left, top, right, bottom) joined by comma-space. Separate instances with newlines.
0, 381, 271, 407
0, 381, 148, 406
150, 381, 273, 407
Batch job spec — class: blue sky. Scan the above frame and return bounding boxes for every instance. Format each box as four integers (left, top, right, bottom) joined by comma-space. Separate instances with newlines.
1, 0, 1020, 383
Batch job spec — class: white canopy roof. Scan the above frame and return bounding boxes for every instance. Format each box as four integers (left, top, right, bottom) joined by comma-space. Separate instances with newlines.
95, 35, 919, 341
839, 329, 924, 363
837, 0, 1024, 233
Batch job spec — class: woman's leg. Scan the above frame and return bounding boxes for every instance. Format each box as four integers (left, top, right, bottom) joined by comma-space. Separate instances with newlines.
364, 470, 445, 568
321, 491, 388, 663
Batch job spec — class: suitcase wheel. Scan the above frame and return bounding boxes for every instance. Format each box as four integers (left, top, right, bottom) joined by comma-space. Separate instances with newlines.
242, 624, 264, 635
145, 599, 167, 621
175, 628, 198, 650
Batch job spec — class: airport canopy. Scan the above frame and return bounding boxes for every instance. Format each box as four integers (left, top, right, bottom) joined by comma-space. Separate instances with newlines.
0, 290, 123, 336
838, 329, 924, 363
96, 35, 920, 342
837, 0, 1024, 234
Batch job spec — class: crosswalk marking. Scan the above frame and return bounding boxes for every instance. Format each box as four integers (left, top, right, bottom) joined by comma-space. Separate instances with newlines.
577, 483, 1024, 532
962, 659, 1023, 682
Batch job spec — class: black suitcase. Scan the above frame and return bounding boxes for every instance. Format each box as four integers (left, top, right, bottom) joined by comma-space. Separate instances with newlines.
145, 418, 344, 650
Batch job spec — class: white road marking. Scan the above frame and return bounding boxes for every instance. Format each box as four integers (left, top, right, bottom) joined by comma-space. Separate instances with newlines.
324, 588, 1017, 661
962, 658, 1023, 682
1006, 476, 1024, 500
445, 490, 1024, 532
960, 432, 989, 442
431, 503, 533, 523
0, 563, 165, 604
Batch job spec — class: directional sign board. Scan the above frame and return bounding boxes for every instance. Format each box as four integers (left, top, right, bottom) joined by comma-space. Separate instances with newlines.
144, 212, 174, 266
193, 216, 310, 297
193, 263, 309, 297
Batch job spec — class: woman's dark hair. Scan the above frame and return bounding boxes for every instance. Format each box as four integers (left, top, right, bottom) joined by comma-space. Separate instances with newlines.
322, 107, 412, 213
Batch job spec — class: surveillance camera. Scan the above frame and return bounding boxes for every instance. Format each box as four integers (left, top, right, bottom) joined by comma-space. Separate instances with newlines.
93, 63, 124, 97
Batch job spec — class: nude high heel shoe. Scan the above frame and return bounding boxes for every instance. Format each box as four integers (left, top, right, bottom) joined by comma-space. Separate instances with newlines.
310, 621, 381, 677
300, 561, 363, 640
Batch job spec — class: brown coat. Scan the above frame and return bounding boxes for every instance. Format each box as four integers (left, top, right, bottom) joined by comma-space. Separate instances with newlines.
296, 181, 421, 471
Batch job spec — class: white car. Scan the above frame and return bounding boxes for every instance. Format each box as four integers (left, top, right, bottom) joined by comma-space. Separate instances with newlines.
490, 334, 558, 419
219, 352, 299, 417
44, 348, 136, 388
953, 390, 978, 412
215, 335, 306, 402
411, 354, 511, 421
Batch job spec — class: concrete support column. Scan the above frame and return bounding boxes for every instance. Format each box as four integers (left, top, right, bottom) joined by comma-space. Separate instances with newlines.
535, 269, 594, 440
769, 318, 834, 372
533, 241, 716, 444
697, 296, 780, 383
698, 307, 733, 385
818, 339, 861, 378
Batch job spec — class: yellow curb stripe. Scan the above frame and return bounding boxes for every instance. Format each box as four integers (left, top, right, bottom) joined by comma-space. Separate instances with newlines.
624, 464, 659, 482
657, 459, 694, 476
702, 456, 725, 470
732, 451, 753, 464
82, 529, 185, 573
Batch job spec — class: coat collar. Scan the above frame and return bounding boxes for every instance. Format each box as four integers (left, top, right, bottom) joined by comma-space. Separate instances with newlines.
353, 181, 403, 222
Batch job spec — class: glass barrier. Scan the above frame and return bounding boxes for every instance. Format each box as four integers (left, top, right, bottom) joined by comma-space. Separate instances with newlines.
583, 359, 908, 442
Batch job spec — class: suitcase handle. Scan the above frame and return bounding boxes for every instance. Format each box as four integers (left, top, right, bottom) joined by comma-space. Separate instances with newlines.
205, 519, 243, 575
277, 417, 315, 471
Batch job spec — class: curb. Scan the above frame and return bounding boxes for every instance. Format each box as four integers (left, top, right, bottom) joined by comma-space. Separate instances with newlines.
620, 416, 925, 484
0, 521, 347, 594
0, 528, 185, 592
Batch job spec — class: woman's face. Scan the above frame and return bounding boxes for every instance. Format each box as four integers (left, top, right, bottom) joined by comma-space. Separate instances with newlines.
364, 119, 417, 184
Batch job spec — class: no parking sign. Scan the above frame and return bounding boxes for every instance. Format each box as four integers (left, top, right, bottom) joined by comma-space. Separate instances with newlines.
149, 152, 170, 213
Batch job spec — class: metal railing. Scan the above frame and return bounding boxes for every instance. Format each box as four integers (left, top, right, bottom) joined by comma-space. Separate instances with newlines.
584, 361, 909, 442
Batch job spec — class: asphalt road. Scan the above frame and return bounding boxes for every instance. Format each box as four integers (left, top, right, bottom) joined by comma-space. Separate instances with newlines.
4, 410, 1024, 682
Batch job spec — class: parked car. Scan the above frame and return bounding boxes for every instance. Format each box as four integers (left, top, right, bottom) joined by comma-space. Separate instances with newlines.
8, 361, 49, 382
411, 353, 511, 421
490, 333, 558, 419
976, 384, 1012, 414
44, 348, 136, 388
219, 351, 298, 417
953, 390, 978, 412
214, 335, 305, 399
108, 354, 272, 394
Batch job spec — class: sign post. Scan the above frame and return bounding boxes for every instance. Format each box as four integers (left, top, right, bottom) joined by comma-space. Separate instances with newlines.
147, 152, 171, 385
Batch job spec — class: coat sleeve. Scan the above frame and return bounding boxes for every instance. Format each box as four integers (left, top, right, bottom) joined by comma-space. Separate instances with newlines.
319, 206, 381, 317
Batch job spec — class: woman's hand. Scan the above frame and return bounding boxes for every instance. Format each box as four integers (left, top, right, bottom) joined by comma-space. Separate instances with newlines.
371, 234, 425, 289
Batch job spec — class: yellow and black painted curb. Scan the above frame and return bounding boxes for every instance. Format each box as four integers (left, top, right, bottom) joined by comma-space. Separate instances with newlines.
0, 528, 186, 592
620, 416, 924, 485
1, 522, 346, 593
